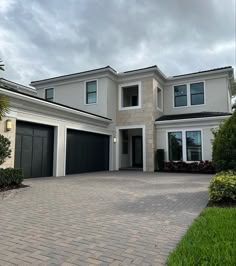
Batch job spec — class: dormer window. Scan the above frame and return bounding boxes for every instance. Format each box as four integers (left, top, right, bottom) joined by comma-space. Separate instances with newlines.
45, 88, 54, 101
119, 81, 141, 110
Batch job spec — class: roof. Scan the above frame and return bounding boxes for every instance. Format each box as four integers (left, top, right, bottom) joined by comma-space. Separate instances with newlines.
0, 86, 111, 121
30, 65, 117, 85
0, 78, 36, 93
123, 65, 158, 73
172, 66, 233, 78
155, 112, 232, 122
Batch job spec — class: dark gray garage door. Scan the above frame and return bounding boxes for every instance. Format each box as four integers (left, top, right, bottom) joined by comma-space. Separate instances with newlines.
15, 121, 54, 178
66, 129, 109, 174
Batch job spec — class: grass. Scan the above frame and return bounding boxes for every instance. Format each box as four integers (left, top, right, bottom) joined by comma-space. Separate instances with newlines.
167, 207, 236, 266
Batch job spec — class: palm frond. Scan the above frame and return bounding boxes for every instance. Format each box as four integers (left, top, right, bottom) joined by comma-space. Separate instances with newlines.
0, 95, 9, 120
0, 59, 4, 71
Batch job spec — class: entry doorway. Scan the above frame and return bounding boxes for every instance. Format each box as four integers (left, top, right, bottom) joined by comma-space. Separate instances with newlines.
132, 136, 143, 167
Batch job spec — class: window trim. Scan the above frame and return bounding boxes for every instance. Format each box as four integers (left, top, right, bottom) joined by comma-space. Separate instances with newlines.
173, 81, 205, 108
156, 86, 163, 112
45, 88, 54, 101
166, 128, 204, 162
84, 79, 98, 105
118, 81, 142, 111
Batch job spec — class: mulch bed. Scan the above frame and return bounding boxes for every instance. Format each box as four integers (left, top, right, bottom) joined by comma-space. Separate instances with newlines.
207, 200, 236, 208
0, 184, 29, 193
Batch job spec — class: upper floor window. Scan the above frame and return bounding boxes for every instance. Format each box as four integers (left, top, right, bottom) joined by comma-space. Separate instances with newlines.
86, 80, 97, 104
190, 82, 204, 105
45, 88, 54, 101
119, 81, 141, 110
174, 82, 205, 107
174, 85, 187, 107
157, 87, 163, 111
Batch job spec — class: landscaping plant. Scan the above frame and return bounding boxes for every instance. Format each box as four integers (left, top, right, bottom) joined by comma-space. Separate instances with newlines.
212, 111, 236, 171
209, 171, 236, 202
0, 134, 11, 165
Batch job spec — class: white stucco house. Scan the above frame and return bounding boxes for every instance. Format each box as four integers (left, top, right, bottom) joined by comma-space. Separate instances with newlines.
0, 65, 235, 177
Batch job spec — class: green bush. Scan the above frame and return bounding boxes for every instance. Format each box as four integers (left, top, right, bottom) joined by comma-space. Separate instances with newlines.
209, 171, 236, 202
0, 134, 11, 165
212, 111, 236, 171
0, 168, 24, 188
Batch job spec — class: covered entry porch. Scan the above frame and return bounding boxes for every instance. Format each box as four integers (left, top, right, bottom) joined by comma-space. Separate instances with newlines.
116, 125, 146, 171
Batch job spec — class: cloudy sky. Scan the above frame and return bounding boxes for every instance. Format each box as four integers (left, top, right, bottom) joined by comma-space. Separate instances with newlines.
0, 0, 235, 86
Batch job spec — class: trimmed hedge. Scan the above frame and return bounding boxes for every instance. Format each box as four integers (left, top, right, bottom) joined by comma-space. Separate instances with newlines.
209, 171, 236, 202
0, 168, 24, 188
164, 161, 215, 174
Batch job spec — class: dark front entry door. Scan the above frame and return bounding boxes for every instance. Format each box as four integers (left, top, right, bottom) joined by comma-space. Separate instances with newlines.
66, 129, 109, 175
132, 136, 143, 167
15, 121, 54, 178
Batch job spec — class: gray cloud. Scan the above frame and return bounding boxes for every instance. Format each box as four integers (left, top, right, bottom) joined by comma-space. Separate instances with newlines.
0, 0, 235, 86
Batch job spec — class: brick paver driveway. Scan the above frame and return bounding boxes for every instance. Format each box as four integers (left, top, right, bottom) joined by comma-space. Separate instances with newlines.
0, 171, 211, 266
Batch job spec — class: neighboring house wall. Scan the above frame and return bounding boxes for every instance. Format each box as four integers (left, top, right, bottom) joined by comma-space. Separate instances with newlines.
164, 75, 230, 115
0, 116, 16, 168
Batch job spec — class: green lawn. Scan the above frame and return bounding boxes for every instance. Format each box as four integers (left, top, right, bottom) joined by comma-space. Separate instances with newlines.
167, 207, 236, 266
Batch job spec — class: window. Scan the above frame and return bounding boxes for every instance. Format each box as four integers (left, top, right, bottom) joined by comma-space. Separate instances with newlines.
86, 80, 97, 104
119, 82, 141, 110
168, 132, 183, 161
186, 131, 202, 161
190, 82, 204, 105
122, 130, 128, 154
174, 82, 205, 107
168, 130, 202, 161
45, 88, 54, 101
174, 85, 187, 107
157, 87, 163, 110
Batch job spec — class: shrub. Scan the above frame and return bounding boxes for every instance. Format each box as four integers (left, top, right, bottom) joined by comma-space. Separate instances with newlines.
209, 171, 236, 202
212, 111, 236, 171
164, 161, 215, 174
0, 168, 24, 188
0, 134, 12, 165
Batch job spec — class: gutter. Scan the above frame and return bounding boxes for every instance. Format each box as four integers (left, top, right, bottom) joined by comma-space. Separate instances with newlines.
155, 115, 231, 125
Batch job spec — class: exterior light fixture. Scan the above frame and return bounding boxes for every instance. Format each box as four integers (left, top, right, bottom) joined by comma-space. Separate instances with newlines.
6, 119, 12, 131
113, 137, 117, 143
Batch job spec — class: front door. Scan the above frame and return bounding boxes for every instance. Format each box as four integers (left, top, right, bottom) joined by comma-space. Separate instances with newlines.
132, 136, 143, 167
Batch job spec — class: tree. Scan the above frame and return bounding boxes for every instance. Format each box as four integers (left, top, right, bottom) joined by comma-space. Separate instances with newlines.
0, 59, 4, 71
0, 134, 11, 165
212, 111, 236, 171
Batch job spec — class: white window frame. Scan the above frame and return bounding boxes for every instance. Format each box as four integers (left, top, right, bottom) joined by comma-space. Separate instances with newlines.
45, 87, 55, 101
156, 86, 163, 112
173, 81, 205, 108
84, 79, 98, 105
118, 81, 142, 111
166, 128, 204, 162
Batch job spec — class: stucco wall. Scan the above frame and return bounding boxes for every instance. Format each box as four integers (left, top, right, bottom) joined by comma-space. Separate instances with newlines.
0, 117, 16, 168
163, 76, 229, 115
155, 120, 221, 162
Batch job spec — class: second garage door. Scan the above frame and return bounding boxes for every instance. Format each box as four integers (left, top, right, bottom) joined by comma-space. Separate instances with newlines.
66, 129, 109, 174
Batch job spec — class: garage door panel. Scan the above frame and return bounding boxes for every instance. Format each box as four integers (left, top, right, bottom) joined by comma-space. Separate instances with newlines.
15, 121, 54, 178
66, 129, 109, 175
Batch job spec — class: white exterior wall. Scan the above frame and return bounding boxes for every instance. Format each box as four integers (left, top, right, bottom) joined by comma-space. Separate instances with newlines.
155, 118, 227, 162
164, 76, 230, 115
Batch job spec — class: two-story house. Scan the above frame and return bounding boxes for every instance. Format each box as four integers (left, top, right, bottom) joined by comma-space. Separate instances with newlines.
0, 65, 235, 177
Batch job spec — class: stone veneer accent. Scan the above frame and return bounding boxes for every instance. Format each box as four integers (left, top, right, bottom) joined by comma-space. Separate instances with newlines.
0, 117, 16, 169
117, 77, 158, 171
